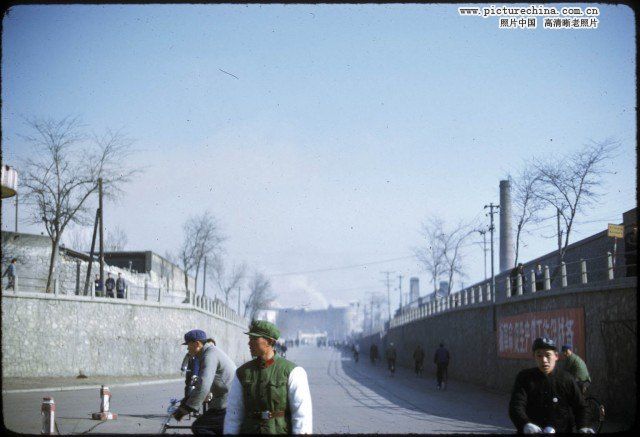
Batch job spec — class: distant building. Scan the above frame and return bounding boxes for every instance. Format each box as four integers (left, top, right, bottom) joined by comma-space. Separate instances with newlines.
275, 305, 353, 342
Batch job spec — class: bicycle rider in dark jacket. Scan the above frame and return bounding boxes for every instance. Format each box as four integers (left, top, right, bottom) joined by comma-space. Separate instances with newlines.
509, 337, 592, 434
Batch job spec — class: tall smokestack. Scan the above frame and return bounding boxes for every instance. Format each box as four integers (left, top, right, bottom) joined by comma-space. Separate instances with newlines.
499, 180, 515, 272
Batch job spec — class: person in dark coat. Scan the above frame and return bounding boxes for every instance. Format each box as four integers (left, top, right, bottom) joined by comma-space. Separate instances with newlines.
3, 258, 17, 290
105, 273, 116, 298
369, 343, 379, 365
434, 343, 450, 390
94, 274, 103, 297
413, 345, 425, 376
115, 273, 126, 298
509, 337, 591, 434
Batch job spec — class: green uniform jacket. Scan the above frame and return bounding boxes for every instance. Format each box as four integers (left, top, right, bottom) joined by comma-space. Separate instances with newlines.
563, 353, 591, 382
237, 354, 297, 434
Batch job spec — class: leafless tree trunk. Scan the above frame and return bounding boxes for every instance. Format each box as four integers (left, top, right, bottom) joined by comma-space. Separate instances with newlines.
20, 116, 140, 292
178, 212, 225, 301
243, 272, 274, 321
209, 253, 246, 305
439, 222, 474, 293
510, 168, 544, 266
414, 217, 447, 293
534, 139, 618, 262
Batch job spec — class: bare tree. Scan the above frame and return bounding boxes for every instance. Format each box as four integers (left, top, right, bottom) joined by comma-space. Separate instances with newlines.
534, 139, 619, 261
510, 168, 545, 266
178, 211, 225, 301
105, 225, 128, 251
65, 225, 91, 251
209, 253, 246, 305
414, 217, 447, 294
440, 222, 474, 293
243, 271, 275, 321
20, 116, 139, 292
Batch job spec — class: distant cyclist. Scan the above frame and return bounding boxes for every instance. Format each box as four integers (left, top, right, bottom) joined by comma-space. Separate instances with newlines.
509, 337, 593, 434
352, 343, 360, 363
385, 342, 397, 375
561, 344, 591, 395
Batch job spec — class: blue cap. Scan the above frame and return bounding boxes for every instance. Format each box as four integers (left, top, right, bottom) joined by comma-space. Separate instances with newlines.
183, 329, 207, 345
561, 344, 573, 351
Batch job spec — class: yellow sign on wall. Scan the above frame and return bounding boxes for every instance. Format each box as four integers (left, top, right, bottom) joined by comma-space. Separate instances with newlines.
607, 224, 624, 239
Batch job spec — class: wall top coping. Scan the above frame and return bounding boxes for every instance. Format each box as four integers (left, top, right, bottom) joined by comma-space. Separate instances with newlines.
392, 277, 636, 324
500, 276, 636, 304
1, 290, 249, 329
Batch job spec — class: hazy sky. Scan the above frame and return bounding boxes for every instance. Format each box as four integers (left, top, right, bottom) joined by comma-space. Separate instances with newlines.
2, 4, 636, 311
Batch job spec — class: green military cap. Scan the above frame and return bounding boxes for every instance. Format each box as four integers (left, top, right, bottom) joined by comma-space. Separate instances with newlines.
245, 320, 280, 341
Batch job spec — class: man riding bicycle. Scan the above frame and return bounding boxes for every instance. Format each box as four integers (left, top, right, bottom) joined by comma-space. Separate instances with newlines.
385, 342, 397, 375
561, 344, 591, 395
509, 337, 594, 434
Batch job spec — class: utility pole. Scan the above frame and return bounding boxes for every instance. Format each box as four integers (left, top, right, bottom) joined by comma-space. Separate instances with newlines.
15, 192, 18, 232
98, 178, 104, 294
397, 275, 403, 310
556, 207, 563, 262
478, 229, 488, 281
381, 271, 393, 323
484, 203, 499, 301
83, 208, 100, 295
370, 295, 374, 333
202, 257, 207, 297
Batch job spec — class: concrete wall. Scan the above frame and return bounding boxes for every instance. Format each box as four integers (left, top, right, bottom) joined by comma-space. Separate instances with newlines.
1, 231, 196, 296
1, 292, 252, 378
358, 278, 636, 421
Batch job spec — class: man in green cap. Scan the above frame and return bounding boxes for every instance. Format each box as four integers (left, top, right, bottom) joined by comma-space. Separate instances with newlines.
224, 320, 313, 434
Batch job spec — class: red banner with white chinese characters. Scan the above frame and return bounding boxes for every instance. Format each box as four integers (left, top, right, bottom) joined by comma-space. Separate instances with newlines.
497, 308, 585, 359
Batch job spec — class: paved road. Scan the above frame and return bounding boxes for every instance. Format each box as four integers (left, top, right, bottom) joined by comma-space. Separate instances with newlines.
305, 346, 513, 434
3, 345, 518, 434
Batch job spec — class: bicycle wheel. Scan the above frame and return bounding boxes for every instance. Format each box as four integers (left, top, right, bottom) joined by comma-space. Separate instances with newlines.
585, 397, 605, 433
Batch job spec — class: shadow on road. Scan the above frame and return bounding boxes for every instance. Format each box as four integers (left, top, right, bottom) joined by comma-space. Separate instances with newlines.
336, 348, 513, 432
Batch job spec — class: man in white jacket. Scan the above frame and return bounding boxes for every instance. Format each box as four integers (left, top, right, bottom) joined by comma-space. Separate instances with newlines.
224, 320, 312, 434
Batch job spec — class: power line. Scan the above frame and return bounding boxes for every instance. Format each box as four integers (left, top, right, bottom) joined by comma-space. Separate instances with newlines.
269, 255, 416, 277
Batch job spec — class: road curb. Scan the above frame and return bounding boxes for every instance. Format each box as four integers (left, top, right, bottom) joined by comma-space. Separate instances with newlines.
2, 378, 183, 394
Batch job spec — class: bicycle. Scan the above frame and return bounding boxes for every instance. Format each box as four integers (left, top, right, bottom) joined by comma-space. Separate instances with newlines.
584, 396, 605, 433
387, 359, 396, 375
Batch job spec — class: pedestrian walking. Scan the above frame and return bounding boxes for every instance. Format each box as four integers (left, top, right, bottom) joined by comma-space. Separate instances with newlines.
434, 342, 450, 390
413, 345, 425, 376
509, 337, 591, 433
2, 258, 17, 291
369, 343, 379, 365
172, 329, 237, 435
94, 274, 103, 296
115, 273, 126, 299
105, 272, 116, 298
224, 320, 313, 434
560, 344, 592, 395
385, 342, 397, 375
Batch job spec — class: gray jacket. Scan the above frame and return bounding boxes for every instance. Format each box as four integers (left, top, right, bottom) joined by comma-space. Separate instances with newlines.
184, 342, 236, 411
